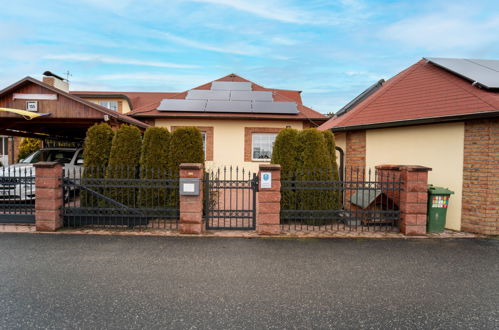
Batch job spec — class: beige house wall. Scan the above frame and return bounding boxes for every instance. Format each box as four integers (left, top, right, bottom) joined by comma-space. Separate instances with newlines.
155, 118, 304, 173
81, 98, 132, 114
365, 122, 465, 231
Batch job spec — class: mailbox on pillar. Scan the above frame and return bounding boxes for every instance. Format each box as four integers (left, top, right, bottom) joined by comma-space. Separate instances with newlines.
179, 178, 200, 195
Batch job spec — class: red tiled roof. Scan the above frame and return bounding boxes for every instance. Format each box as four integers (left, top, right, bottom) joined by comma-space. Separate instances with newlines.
319, 59, 499, 131
127, 74, 326, 122
70, 91, 178, 110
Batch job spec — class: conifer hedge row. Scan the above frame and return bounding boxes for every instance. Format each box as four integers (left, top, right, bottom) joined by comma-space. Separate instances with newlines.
271, 128, 342, 222
81, 124, 204, 207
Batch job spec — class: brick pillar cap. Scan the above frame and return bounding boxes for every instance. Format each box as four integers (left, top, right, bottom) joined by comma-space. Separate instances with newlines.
34, 161, 63, 168
180, 163, 203, 170
376, 164, 432, 172
259, 164, 281, 171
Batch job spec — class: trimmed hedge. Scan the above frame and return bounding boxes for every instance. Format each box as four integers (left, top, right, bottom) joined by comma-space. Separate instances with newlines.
322, 130, 342, 209
271, 128, 300, 210
105, 125, 142, 205
169, 127, 204, 173
81, 123, 114, 206
18, 138, 42, 161
297, 128, 333, 225
83, 123, 114, 168
139, 127, 171, 207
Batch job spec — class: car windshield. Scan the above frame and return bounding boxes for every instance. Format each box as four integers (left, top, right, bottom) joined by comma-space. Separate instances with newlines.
21, 150, 75, 164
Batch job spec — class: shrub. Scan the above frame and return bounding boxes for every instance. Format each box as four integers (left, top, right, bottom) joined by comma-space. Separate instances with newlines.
83, 123, 114, 168
271, 128, 300, 175
297, 128, 332, 225
81, 123, 114, 207
271, 128, 300, 210
169, 127, 204, 173
322, 130, 342, 209
138, 127, 171, 207
18, 138, 41, 161
105, 125, 142, 206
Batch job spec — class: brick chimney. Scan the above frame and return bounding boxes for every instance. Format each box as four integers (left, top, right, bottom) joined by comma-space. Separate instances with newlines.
42, 71, 69, 93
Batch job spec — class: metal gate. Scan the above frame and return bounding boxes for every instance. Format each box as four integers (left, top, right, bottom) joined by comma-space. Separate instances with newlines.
62, 167, 179, 229
205, 167, 258, 230
0, 167, 35, 224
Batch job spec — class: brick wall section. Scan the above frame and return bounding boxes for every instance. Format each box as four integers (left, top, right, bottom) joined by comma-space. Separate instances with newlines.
34, 162, 63, 231
376, 165, 431, 236
461, 119, 499, 235
345, 130, 366, 169
179, 163, 204, 234
256, 164, 281, 235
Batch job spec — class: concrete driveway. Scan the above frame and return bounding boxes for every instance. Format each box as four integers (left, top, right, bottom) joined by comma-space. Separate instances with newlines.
0, 234, 497, 329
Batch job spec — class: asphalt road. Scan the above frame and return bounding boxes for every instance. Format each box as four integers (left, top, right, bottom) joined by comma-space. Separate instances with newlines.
0, 234, 497, 329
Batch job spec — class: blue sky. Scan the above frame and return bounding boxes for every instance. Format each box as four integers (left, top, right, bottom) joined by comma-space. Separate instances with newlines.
1, 0, 498, 114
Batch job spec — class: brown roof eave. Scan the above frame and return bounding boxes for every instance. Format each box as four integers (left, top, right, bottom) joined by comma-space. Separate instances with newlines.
331, 111, 499, 132
129, 113, 328, 122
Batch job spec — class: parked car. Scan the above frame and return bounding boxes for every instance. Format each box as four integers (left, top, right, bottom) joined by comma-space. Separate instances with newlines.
0, 148, 83, 201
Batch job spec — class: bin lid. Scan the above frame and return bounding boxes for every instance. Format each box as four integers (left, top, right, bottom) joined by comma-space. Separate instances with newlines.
428, 184, 454, 195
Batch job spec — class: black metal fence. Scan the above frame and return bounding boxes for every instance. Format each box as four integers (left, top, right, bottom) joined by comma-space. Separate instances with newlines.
0, 166, 35, 224
280, 167, 402, 232
205, 167, 258, 230
62, 166, 179, 229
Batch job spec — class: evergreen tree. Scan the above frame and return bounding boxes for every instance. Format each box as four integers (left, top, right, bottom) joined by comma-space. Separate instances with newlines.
138, 127, 171, 207
322, 130, 342, 209
105, 125, 142, 206
81, 123, 114, 206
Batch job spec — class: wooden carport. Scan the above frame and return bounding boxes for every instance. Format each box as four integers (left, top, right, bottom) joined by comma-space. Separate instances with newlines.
0, 77, 149, 141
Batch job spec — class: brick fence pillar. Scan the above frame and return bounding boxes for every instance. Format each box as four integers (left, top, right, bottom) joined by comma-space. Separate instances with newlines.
34, 162, 63, 232
376, 165, 432, 236
256, 164, 281, 235
179, 163, 204, 234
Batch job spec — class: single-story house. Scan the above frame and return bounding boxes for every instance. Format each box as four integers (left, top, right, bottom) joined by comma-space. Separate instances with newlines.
1, 73, 327, 172
121, 74, 327, 172
319, 58, 499, 235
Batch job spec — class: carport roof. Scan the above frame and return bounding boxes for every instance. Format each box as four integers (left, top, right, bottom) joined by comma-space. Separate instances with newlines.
0, 76, 148, 140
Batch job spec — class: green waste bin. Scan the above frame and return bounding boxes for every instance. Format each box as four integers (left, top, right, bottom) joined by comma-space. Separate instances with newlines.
427, 185, 454, 233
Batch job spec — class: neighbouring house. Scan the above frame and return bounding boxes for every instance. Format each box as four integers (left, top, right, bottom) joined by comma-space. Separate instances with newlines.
125, 74, 328, 172
319, 57, 499, 235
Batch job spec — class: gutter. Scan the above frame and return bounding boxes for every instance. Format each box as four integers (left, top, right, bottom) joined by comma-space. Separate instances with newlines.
331, 111, 499, 132
130, 114, 328, 122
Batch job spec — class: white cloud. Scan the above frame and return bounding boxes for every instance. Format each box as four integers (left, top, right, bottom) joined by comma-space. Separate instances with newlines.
189, 0, 345, 25
44, 53, 199, 69
155, 31, 265, 56
380, 6, 499, 52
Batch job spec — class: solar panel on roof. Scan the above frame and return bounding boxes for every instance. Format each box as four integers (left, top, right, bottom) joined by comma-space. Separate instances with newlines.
426, 57, 499, 89
252, 101, 298, 114
157, 99, 206, 112
186, 90, 230, 100
211, 81, 252, 91
230, 91, 273, 101
205, 100, 252, 113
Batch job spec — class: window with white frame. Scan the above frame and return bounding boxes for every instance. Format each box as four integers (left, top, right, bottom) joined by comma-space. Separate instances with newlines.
252, 133, 277, 161
99, 101, 118, 111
